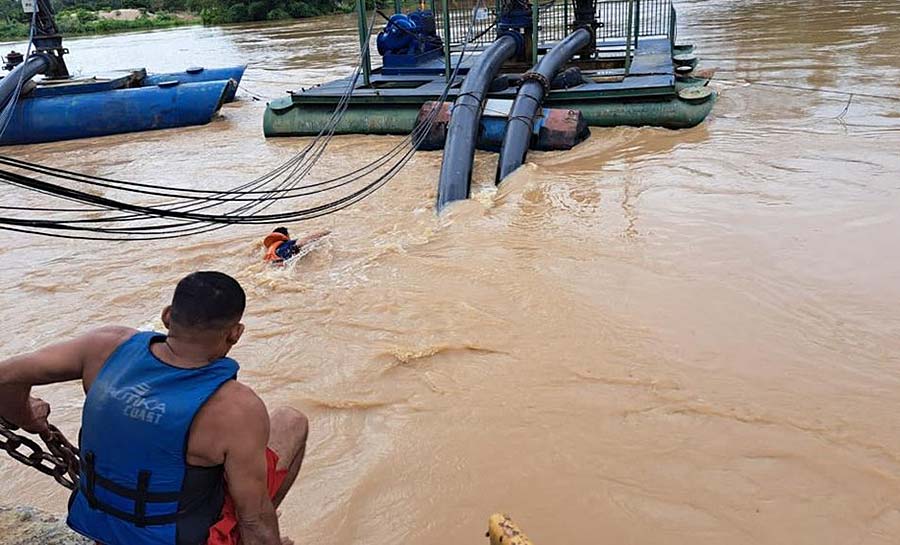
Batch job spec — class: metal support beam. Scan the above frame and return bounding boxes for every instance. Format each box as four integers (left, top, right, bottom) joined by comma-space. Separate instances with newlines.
633, 0, 640, 47
624, 0, 633, 75
30, 0, 69, 79
356, 0, 371, 87
668, 3, 676, 47
531, 0, 539, 63
442, 0, 452, 81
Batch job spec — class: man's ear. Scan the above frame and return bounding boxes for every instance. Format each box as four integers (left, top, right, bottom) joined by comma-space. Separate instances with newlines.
227, 323, 245, 346
161, 306, 172, 329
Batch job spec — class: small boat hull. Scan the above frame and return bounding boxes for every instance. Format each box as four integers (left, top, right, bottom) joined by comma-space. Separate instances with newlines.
144, 65, 246, 102
1, 79, 234, 146
263, 89, 715, 137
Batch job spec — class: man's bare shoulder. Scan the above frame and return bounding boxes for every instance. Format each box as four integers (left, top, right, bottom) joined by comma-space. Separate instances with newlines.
187, 381, 269, 466
85, 326, 138, 346
81, 326, 138, 361
80, 326, 139, 388
205, 380, 269, 429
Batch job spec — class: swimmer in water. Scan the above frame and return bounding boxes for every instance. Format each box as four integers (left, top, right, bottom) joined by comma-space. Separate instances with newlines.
263, 227, 330, 264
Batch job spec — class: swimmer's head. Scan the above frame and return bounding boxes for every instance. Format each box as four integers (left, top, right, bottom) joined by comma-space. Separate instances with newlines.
273, 226, 289, 237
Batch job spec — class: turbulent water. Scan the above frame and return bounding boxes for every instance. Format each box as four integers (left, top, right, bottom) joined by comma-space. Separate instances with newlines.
2, 1, 900, 544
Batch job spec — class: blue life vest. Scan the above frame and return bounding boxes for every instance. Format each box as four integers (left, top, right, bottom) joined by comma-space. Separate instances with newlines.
67, 331, 239, 545
274, 240, 297, 261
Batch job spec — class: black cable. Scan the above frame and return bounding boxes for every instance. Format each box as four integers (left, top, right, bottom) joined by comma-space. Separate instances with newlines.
0, 5, 482, 240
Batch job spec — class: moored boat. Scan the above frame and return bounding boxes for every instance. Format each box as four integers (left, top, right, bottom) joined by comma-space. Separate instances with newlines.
0, 74, 238, 146
0, 0, 246, 146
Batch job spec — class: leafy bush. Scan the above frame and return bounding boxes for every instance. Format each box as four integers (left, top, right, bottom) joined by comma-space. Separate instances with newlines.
266, 7, 288, 20
225, 2, 247, 21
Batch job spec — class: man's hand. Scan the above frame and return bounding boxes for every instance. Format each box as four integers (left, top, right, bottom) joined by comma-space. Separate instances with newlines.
0, 393, 49, 434
19, 396, 50, 434
0, 326, 134, 433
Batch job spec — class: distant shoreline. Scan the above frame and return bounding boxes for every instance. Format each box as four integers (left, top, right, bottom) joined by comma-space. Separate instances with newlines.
0, 1, 355, 42
0, 10, 200, 41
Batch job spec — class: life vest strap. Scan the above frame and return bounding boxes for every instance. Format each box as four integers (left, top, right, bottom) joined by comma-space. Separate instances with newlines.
84, 452, 98, 509
92, 469, 181, 502
78, 482, 180, 526
134, 470, 151, 528
81, 451, 181, 527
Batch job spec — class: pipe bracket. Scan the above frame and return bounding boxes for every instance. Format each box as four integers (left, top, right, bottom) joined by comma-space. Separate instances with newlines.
521, 71, 551, 94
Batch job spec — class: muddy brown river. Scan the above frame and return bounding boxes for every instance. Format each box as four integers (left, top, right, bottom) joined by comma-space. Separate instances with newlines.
2, 1, 900, 543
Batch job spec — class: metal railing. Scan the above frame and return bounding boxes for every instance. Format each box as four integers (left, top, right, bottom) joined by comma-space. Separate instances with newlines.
353, 0, 678, 83
433, 0, 674, 50
431, 0, 498, 48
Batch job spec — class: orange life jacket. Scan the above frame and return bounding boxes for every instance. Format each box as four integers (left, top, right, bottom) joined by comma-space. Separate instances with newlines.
263, 232, 289, 262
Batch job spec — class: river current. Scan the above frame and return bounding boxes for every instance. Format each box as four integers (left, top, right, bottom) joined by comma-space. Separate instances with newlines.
1, 1, 899, 543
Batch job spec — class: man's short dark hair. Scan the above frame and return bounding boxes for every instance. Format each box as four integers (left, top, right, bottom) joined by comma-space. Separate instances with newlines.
170, 271, 246, 330
273, 227, 289, 237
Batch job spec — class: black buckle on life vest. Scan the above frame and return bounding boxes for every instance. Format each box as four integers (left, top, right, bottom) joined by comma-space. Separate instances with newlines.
134, 470, 151, 528
83, 452, 99, 509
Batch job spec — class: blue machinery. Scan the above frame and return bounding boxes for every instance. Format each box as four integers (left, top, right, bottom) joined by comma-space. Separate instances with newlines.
377, 10, 444, 71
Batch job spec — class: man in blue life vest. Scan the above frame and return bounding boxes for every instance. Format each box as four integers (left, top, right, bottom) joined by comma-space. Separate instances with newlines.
0, 271, 306, 545
263, 227, 330, 264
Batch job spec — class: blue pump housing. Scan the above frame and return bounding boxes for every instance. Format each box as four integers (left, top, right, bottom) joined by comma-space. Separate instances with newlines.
497, 0, 532, 58
377, 10, 444, 69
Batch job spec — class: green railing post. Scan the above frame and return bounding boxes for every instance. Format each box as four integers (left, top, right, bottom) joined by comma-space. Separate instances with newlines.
442, 0, 451, 81
624, 0, 633, 75
633, 0, 640, 46
356, 0, 371, 87
394, 0, 402, 13
531, 0, 539, 62
668, 2, 676, 47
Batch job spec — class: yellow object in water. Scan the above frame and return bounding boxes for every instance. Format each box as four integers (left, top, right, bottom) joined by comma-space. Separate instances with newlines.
488, 514, 534, 545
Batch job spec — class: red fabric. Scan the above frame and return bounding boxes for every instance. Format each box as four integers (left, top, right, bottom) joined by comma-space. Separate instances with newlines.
207, 448, 288, 545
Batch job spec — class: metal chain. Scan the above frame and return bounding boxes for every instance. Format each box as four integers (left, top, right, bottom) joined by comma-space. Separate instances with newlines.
0, 417, 79, 491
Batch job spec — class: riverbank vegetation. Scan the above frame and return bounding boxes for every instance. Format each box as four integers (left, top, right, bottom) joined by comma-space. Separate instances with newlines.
1, 8, 194, 39
0, 0, 349, 40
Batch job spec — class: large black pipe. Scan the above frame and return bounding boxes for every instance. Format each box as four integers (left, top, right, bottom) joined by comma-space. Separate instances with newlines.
495, 28, 592, 184
0, 54, 51, 111
436, 34, 519, 212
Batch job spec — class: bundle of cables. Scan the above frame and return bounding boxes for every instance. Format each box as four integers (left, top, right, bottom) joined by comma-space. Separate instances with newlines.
0, 3, 486, 240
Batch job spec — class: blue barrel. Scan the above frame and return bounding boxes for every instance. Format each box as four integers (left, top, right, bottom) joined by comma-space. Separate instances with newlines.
144, 65, 246, 102
1, 79, 233, 146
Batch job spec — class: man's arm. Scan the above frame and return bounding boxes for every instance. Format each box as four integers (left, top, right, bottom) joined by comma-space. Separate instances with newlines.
294, 230, 331, 249
223, 387, 283, 545
0, 326, 135, 432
